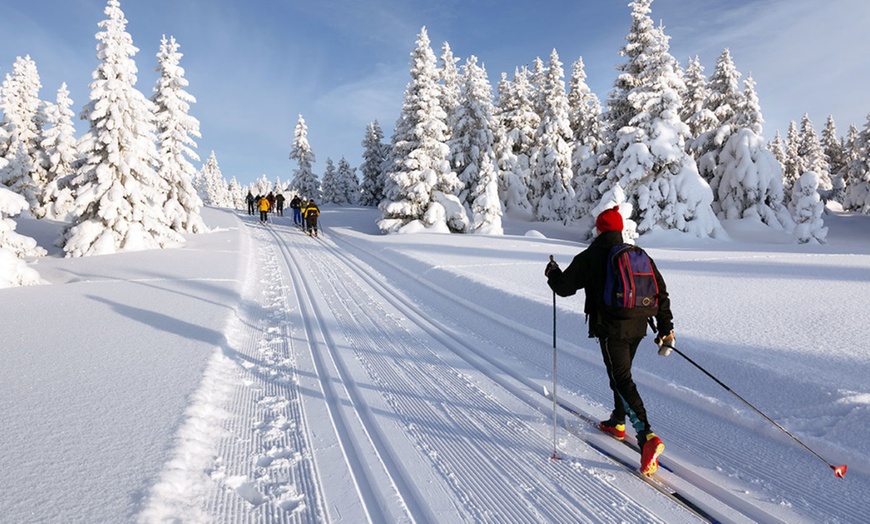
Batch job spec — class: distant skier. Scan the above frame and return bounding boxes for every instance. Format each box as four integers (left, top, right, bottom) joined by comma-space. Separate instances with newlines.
303, 200, 320, 237
545, 206, 675, 476
245, 191, 255, 215
290, 195, 302, 225
258, 194, 271, 223
275, 193, 285, 217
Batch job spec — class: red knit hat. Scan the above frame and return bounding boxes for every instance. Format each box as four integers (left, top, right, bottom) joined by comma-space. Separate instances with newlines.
595, 206, 623, 233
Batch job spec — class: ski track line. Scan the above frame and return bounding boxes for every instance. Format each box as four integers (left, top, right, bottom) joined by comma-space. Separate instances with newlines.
206, 225, 324, 523
322, 227, 810, 523
274, 221, 700, 523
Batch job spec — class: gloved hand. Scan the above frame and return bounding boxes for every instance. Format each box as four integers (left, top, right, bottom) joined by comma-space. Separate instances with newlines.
655, 331, 675, 357
545, 258, 560, 277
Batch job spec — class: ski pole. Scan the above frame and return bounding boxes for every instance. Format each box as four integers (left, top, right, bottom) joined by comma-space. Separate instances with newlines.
658, 340, 847, 478
550, 255, 560, 461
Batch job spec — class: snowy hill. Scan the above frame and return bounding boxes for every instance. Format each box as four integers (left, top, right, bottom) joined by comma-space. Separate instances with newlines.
1, 206, 867, 522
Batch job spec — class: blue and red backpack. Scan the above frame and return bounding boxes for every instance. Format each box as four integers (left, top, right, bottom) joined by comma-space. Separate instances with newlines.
603, 244, 660, 319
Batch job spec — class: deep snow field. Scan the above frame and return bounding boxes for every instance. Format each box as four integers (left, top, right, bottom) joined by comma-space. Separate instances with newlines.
1, 205, 867, 523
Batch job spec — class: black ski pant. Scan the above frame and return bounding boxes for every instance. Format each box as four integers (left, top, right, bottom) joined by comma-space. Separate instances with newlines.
599, 336, 650, 437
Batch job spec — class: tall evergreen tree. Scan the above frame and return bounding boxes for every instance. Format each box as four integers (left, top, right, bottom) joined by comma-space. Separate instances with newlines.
567, 56, 604, 219
598, 0, 721, 238
358, 121, 388, 206
320, 158, 338, 203
840, 123, 861, 195
196, 150, 228, 207
451, 56, 502, 233
289, 114, 320, 200
335, 157, 360, 205
529, 49, 575, 222
0, 55, 45, 211
797, 113, 831, 189
693, 48, 746, 204
152, 35, 207, 234
0, 183, 43, 287
494, 67, 537, 215
378, 27, 467, 234
227, 176, 245, 210
781, 120, 802, 206
439, 42, 461, 143
843, 113, 870, 213
62, 0, 182, 257
821, 115, 846, 177
681, 56, 716, 145
37, 83, 77, 220
791, 171, 827, 243
715, 76, 791, 228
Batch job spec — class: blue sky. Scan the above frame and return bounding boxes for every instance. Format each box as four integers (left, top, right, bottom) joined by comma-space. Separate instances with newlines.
2, 0, 868, 187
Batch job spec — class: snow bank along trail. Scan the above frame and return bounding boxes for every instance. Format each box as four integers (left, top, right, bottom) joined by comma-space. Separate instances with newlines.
254, 217, 710, 523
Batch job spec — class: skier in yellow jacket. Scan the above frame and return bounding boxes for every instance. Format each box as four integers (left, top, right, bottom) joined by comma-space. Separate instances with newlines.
303, 200, 320, 237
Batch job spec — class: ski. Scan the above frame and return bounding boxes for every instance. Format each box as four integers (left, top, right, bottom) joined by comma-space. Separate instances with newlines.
544, 389, 719, 523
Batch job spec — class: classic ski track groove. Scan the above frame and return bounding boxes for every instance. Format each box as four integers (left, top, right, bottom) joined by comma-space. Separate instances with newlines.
265, 221, 700, 523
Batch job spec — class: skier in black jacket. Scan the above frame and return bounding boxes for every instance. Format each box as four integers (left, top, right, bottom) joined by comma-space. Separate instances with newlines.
546, 206, 675, 476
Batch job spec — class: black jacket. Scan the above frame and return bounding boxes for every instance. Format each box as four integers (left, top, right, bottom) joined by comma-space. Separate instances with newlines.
547, 230, 673, 339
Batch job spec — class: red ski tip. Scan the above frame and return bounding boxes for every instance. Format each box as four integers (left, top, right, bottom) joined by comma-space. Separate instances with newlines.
832, 464, 847, 478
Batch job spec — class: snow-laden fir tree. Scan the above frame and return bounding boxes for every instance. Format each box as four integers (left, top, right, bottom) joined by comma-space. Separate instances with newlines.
693, 48, 745, 206
797, 113, 831, 190
439, 42, 461, 143
152, 35, 207, 234
378, 27, 468, 234
822, 116, 846, 179
335, 157, 360, 205
37, 83, 77, 220
567, 56, 604, 219
451, 56, 502, 234
196, 150, 229, 207
782, 121, 802, 204
320, 158, 338, 203
493, 68, 537, 216
227, 176, 245, 210
0, 55, 45, 211
450, 56, 496, 206
289, 114, 320, 200
0, 179, 42, 287
714, 76, 792, 229
529, 49, 575, 222
62, 0, 182, 257
273, 176, 284, 195
791, 171, 827, 243
839, 123, 861, 201
843, 113, 870, 213
358, 120, 389, 206
255, 174, 271, 197
681, 56, 717, 154
599, 0, 722, 238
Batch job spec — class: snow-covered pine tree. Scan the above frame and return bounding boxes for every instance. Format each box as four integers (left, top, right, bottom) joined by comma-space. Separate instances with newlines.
839, 123, 860, 200
493, 67, 536, 216
378, 27, 467, 234
200, 151, 231, 207
529, 49, 575, 222
0, 55, 45, 211
358, 121, 388, 206
289, 114, 320, 200
335, 157, 360, 205
320, 158, 338, 203
0, 180, 42, 287
451, 56, 502, 233
681, 56, 717, 156
62, 0, 182, 257
255, 174, 271, 197
227, 176, 245, 210
791, 171, 827, 243
152, 35, 207, 234
782, 121, 802, 204
843, 113, 870, 213
822, 116, 846, 178
439, 42, 461, 144
567, 56, 604, 219
600, 0, 722, 238
273, 176, 284, 196
37, 83, 77, 220
797, 113, 831, 190
714, 75, 792, 229
693, 48, 745, 207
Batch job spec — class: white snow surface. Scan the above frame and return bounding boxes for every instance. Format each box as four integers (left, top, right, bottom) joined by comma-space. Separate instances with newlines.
2, 206, 868, 523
